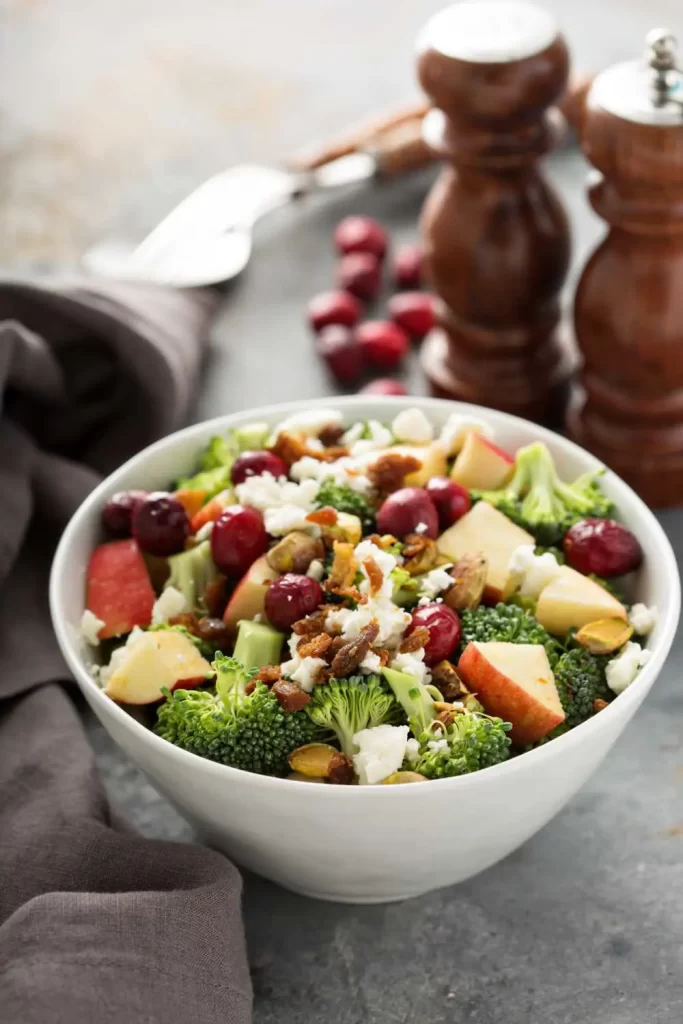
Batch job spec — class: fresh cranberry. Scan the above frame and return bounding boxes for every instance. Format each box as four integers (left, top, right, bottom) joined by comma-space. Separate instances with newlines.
337, 252, 381, 301
426, 477, 471, 529
334, 216, 387, 260
231, 451, 288, 486
132, 492, 190, 555
563, 519, 643, 578
307, 290, 362, 332
388, 292, 435, 340
393, 244, 423, 289
376, 487, 439, 539
359, 378, 408, 396
316, 325, 364, 384
409, 603, 461, 665
211, 506, 268, 577
356, 320, 409, 370
102, 490, 148, 537
265, 574, 324, 631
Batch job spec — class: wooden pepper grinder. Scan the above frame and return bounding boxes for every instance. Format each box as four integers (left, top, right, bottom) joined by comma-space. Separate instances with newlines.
568, 30, 683, 507
416, 1, 572, 424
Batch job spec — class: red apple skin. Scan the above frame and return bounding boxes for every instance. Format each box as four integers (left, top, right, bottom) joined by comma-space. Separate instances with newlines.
116, 675, 210, 707
457, 642, 565, 746
86, 539, 155, 639
222, 554, 279, 632
480, 436, 514, 465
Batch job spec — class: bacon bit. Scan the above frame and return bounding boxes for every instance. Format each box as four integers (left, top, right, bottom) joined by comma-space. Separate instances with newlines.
431, 661, 468, 702
325, 636, 348, 661
371, 647, 391, 667
327, 752, 356, 785
593, 698, 610, 713
270, 431, 349, 466
272, 680, 311, 712
363, 557, 384, 597
368, 452, 422, 497
318, 423, 346, 447
255, 665, 282, 686
325, 541, 359, 599
292, 609, 333, 636
245, 680, 257, 695
366, 533, 399, 551
400, 626, 431, 653
297, 633, 333, 660
306, 507, 338, 527
330, 622, 380, 677
402, 534, 439, 576
169, 613, 200, 634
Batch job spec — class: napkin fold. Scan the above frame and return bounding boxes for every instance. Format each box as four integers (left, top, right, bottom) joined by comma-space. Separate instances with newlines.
0, 277, 252, 1024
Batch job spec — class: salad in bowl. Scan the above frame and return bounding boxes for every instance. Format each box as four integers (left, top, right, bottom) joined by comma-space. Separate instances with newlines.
79, 404, 660, 788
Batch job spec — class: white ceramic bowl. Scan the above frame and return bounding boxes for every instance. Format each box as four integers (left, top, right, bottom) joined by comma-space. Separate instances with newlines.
50, 397, 680, 903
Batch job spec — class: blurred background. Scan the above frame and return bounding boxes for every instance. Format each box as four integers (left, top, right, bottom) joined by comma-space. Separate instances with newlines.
2, 0, 682, 268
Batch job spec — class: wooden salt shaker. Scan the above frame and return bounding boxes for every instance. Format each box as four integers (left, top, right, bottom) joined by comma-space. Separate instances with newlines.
568, 30, 683, 507
416, 1, 572, 424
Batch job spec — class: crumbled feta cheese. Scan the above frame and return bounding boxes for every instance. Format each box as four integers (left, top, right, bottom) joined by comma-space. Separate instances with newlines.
352, 724, 410, 785
326, 598, 411, 649
236, 472, 320, 513
354, 538, 398, 599
606, 641, 648, 696
264, 505, 320, 537
152, 586, 187, 625
404, 738, 420, 764
507, 544, 563, 600
415, 521, 428, 535
360, 650, 383, 674
391, 649, 431, 685
342, 422, 365, 445
194, 521, 214, 542
438, 414, 494, 456
307, 438, 324, 452
349, 420, 393, 457
273, 408, 343, 440
289, 455, 373, 495
307, 559, 324, 581
417, 596, 433, 608
427, 738, 449, 753
418, 565, 454, 601
629, 603, 658, 636
80, 609, 105, 646
281, 656, 327, 693
392, 408, 434, 444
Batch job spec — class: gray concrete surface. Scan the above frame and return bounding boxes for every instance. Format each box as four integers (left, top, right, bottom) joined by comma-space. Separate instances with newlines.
4, 1, 683, 1021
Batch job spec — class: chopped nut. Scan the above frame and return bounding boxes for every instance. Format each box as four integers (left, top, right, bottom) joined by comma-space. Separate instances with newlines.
576, 618, 634, 655
266, 531, 325, 574
362, 557, 384, 597
297, 633, 333, 660
400, 626, 431, 653
368, 452, 422, 497
402, 534, 439, 576
381, 771, 428, 784
431, 660, 468, 702
443, 553, 487, 612
436, 707, 457, 728
330, 622, 380, 677
327, 752, 356, 785
318, 423, 345, 447
288, 742, 339, 777
593, 698, 610, 713
272, 680, 311, 712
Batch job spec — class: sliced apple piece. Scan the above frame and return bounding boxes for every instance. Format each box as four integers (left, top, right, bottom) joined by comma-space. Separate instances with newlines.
86, 539, 155, 640
450, 432, 514, 490
458, 641, 564, 745
535, 567, 628, 636
437, 501, 534, 601
104, 629, 213, 704
223, 554, 279, 633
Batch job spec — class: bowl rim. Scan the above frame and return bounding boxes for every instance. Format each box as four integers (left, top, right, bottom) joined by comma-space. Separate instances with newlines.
50, 395, 681, 798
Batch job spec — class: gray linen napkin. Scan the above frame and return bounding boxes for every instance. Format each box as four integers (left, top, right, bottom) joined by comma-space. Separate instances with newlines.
0, 278, 253, 1024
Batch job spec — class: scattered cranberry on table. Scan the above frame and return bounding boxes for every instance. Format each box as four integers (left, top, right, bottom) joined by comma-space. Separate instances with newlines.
393, 243, 423, 289
265, 574, 324, 631
336, 251, 382, 301
356, 320, 409, 370
316, 325, 365, 384
376, 487, 439, 539
102, 490, 149, 537
307, 290, 362, 332
409, 603, 462, 666
132, 493, 190, 556
388, 292, 435, 340
334, 215, 387, 261
563, 519, 643, 578
231, 451, 288, 486
211, 506, 268, 578
425, 477, 471, 529
359, 378, 408, 396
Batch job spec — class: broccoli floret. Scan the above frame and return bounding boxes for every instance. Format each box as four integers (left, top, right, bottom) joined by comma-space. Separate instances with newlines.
174, 434, 240, 497
165, 541, 218, 614
306, 675, 405, 755
155, 653, 321, 775
472, 442, 613, 546
412, 712, 512, 779
315, 480, 375, 529
460, 603, 560, 666
553, 646, 612, 729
